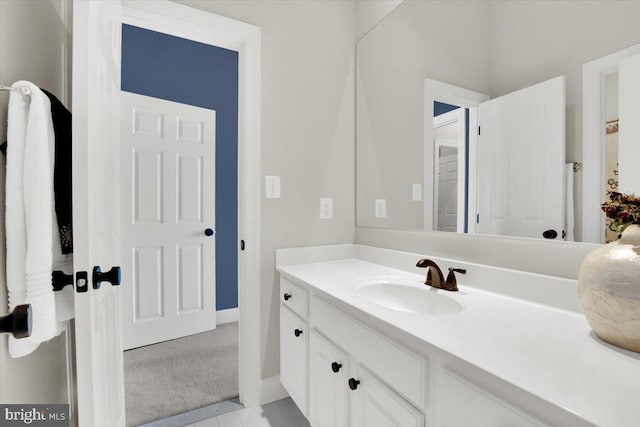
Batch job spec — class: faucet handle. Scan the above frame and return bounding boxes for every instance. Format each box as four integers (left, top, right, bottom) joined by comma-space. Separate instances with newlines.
445, 267, 466, 291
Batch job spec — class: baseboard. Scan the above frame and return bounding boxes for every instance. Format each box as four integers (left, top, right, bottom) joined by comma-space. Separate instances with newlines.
260, 376, 289, 405
216, 307, 239, 325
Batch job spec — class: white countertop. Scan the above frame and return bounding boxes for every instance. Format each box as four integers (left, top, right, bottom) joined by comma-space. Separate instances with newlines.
278, 258, 640, 427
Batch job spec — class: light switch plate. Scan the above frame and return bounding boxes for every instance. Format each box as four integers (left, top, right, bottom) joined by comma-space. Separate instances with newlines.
265, 176, 281, 198
375, 199, 386, 218
320, 198, 333, 219
412, 184, 422, 201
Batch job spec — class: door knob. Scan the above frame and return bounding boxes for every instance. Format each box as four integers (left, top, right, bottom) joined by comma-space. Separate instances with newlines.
294, 328, 303, 337
0, 304, 32, 339
331, 362, 342, 373
93, 266, 121, 289
348, 378, 360, 390
204, 228, 215, 236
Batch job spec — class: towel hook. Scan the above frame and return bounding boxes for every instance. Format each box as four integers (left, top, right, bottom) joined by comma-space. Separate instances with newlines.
0, 84, 31, 97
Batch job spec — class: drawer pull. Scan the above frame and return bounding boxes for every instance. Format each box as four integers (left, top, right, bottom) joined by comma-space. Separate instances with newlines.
294, 328, 303, 337
331, 362, 343, 373
283, 293, 292, 301
348, 378, 360, 390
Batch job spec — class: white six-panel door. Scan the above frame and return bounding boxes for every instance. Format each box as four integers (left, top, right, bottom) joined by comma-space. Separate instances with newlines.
435, 144, 459, 233
477, 76, 565, 239
72, 1, 125, 426
121, 92, 216, 349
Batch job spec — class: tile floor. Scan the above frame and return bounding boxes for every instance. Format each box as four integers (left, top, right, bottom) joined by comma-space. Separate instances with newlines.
186, 398, 310, 427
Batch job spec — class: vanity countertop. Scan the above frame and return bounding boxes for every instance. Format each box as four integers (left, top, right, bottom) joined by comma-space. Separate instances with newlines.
277, 258, 640, 427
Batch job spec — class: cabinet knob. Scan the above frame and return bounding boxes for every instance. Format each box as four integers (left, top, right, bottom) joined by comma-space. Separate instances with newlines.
294, 328, 303, 337
331, 362, 342, 373
348, 378, 360, 390
283, 293, 292, 301
205, 228, 215, 237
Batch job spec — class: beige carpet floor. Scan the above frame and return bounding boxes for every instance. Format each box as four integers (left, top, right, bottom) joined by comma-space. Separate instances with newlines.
124, 323, 239, 427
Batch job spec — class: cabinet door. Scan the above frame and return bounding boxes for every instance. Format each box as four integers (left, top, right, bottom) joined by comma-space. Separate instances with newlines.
437, 369, 545, 427
280, 305, 308, 415
309, 331, 349, 427
350, 364, 424, 427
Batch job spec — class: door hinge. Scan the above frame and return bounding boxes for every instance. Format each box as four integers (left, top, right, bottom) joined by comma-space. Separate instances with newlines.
476, 213, 480, 224
240, 240, 245, 251
478, 126, 481, 136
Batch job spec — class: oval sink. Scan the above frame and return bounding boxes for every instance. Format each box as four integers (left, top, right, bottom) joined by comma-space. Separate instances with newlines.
356, 280, 462, 315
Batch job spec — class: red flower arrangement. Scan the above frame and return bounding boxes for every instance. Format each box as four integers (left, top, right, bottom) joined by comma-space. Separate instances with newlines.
601, 191, 640, 235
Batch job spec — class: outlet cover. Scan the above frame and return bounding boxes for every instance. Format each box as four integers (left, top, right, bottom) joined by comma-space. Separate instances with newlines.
265, 176, 281, 198
412, 184, 422, 201
320, 198, 333, 219
375, 199, 386, 218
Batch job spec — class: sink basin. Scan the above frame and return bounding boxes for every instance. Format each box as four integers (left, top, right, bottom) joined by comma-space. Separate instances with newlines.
355, 278, 463, 315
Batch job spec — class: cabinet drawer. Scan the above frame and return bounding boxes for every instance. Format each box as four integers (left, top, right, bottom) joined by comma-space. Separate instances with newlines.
281, 277, 309, 319
280, 305, 308, 416
311, 296, 427, 408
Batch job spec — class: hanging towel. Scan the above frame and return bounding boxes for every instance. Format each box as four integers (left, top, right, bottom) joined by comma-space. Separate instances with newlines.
564, 163, 575, 242
5, 81, 64, 357
43, 89, 73, 254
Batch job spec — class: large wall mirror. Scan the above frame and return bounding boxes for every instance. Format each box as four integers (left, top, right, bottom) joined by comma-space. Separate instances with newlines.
356, 0, 640, 243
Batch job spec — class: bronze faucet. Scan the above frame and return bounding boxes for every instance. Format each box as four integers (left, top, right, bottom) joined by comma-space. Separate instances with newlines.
416, 259, 466, 292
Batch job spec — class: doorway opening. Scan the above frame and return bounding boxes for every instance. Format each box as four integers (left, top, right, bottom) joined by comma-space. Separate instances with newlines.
433, 103, 467, 233
117, 3, 260, 425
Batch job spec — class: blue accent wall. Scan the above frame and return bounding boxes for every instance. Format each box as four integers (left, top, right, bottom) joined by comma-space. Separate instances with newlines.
434, 101, 460, 116
121, 24, 239, 310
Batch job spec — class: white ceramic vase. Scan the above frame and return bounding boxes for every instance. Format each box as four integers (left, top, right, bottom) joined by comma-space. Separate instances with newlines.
578, 224, 640, 352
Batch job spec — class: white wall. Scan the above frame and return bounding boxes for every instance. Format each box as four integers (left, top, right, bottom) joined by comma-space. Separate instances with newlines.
176, 0, 356, 380
0, 0, 71, 404
355, 0, 403, 40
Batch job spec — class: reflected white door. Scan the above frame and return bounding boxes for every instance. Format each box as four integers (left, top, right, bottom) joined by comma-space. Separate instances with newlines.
434, 145, 459, 233
619, 53, 640, 194
121, 92, 216, 349
436, 150, 459, 232
477, 76, 565, 239
72, 1, 125, 426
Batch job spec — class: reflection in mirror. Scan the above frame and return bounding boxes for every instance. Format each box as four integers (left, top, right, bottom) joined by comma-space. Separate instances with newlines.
433, 104, 465, 233
605, 73, 619, 243
356, 0, 640, 243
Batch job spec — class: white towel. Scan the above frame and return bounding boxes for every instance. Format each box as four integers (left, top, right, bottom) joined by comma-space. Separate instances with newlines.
6, 81, 68, 357
564, 163, 575, 242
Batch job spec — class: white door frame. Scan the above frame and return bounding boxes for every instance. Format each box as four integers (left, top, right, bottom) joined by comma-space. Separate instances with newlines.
121, 1, 262, 407
583, 42, 640, 244
424, 79, 489, 233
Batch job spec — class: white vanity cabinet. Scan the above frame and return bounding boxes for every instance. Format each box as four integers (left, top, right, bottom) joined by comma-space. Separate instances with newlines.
279, 275, 552, 427
280, 304, 308, 415
280, 276, 426, 427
